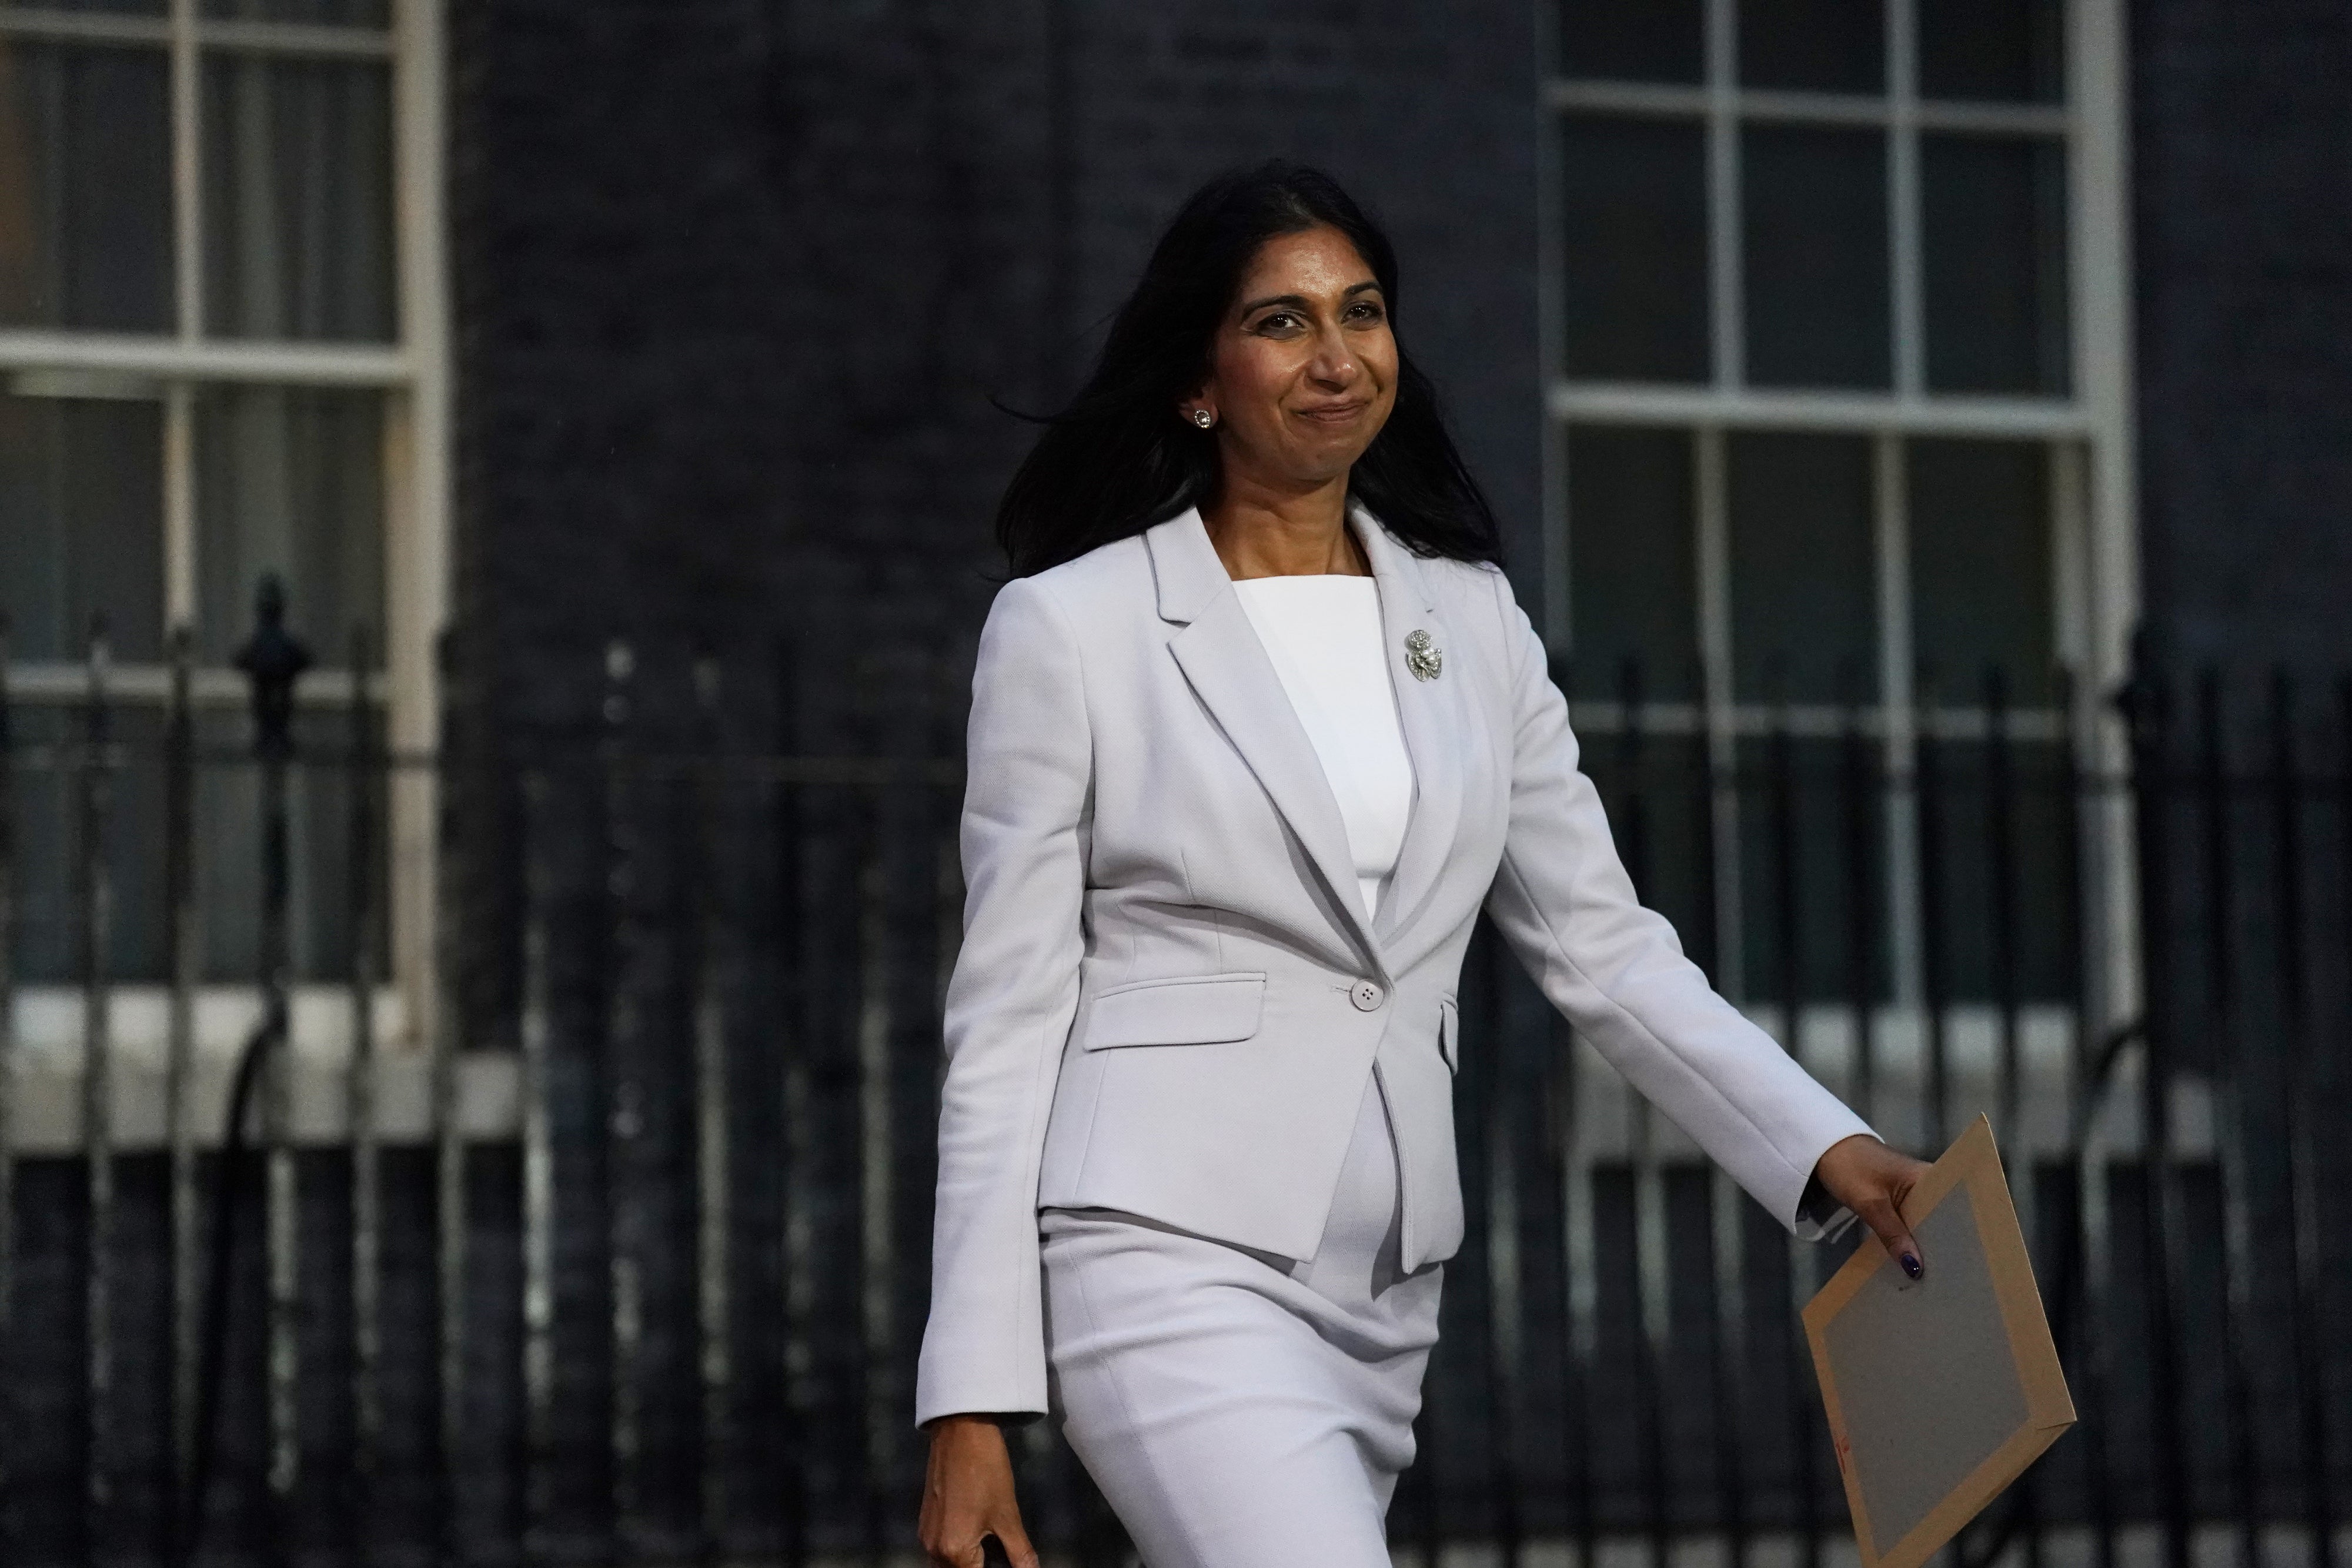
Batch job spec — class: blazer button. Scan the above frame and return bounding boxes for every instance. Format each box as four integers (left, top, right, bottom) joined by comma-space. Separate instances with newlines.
1351, 979, 1386, 1012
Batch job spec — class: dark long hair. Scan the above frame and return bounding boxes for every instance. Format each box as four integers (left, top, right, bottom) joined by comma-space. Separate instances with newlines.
994, 162, 1503, 577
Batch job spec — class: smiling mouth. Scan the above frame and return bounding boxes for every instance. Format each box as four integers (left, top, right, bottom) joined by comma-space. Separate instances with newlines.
1295, 402, 1369, 424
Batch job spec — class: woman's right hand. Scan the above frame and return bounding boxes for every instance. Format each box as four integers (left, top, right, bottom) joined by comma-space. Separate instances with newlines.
919, 1414, 1039, 1568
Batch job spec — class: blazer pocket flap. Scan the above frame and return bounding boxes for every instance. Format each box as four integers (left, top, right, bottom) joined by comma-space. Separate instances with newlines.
1085, 972, 1267, 1049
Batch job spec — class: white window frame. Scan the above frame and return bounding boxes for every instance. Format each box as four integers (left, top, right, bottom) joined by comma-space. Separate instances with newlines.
1535, 0, 2140, 1105
0, 0, 450, 1054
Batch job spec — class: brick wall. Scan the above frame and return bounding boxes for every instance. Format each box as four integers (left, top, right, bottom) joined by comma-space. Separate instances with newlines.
450, 0, 2352, 727
450, 0, 1541, 758
2133, 0, 2352, 690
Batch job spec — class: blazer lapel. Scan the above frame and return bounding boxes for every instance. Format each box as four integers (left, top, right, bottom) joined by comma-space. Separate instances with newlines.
1357, 507, 1467, 945
1149, 511, 1381, 962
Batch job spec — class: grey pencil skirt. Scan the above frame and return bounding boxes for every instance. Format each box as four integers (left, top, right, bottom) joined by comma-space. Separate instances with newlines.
1038, 1068, 1444, 1567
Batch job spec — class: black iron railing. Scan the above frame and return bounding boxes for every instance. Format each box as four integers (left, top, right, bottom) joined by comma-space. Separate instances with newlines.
0, 588, 2346, 1566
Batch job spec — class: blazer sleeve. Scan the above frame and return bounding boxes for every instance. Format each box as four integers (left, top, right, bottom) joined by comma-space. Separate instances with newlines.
1478, 574, 1873, 1239
914, 577, 1091, 1426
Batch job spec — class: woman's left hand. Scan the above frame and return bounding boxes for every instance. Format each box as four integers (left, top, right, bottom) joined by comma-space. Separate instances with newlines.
1811, 1134, 1934, 1282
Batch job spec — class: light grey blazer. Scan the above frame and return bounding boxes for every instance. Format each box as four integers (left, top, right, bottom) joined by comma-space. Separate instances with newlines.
914, 505, 1872, 1425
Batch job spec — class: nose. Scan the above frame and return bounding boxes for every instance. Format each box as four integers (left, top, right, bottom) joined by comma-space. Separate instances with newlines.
1307, 320, 1357, 388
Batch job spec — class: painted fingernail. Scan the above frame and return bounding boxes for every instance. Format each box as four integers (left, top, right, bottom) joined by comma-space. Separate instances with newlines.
1900, 1252, 1923, 1281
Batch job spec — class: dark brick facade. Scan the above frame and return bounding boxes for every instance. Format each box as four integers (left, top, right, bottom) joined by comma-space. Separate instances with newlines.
448, 0, 2352, 740
2132, 0, 2352, 686
449, 0, 1541, 758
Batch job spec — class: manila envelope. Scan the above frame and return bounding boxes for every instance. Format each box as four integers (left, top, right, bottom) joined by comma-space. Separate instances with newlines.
1802, 1114, 2076, 1568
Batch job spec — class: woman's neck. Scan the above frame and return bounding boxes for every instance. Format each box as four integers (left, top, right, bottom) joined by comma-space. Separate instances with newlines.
1202, 472, 1368, 580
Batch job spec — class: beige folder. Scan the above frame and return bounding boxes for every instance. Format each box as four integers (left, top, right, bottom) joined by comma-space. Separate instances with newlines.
1802, 1115, 2077, 1568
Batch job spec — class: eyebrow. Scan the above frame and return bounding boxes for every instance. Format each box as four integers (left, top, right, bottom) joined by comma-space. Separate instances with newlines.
1237, 280, 1385, 316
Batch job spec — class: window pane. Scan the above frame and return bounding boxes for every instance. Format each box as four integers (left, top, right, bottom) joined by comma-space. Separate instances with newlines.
1591, 731, 1720, 984
202, 0, 387, 23
195, 704, 382, 981
0, 41, 173, 330
6, 703, 172, 982
0, 393, 163, 661
1922, 135, 2069, 394
1742, 125, 1889, 387
1739, 735, 1890, 1004
1916, 738, 2077, 1002
202, 54, 394, 341
1906, 438, 2054, 704
1738, 0, 1884, 93
1919, 0, 2064, 103
1727, 431, 1875, 703
1565, 424, 1698, 700
0, 0, 163, 13
1558, 0, 1702, 83
1561, 115, 1709, 383
11, 696, 387, 984
195, 386, 383, 665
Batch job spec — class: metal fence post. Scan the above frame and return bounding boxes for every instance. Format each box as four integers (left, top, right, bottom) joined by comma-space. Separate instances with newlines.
1547, 656, 1594, 1568
2200, 670, 2263, 1568
692, 657, 733, 1560
431, 624, 468, 1568
2120, 642, 2187, 1568
519, 765, 556, 1559
345, 625, 383, 1533
855, 773, 893, 1563
1915, 668, 1950, 1153
164, 624, 200, 1537
771, 636, 810, 1568
235, 574, 311, 1560
601, 638, 644, 1553
2073, 723, 2123, 1568
1985, 667, 2022, 1149
0, 615, 15, 1559
1838, 655, 1879, 1137
2269, 671, 2335, 1568
1472, 922, 1524, 1566
78, 615, 116, 1561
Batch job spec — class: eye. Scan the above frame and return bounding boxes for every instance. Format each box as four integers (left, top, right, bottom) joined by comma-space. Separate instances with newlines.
1252, 310, 1303, 336
1345, 299, 1387, 324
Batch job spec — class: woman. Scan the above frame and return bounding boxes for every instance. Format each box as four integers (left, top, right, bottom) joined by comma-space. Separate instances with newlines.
917, 163, 1927, 1568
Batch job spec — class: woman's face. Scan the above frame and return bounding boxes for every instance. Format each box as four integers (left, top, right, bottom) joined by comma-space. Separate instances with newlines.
1188, 225, 1397, 491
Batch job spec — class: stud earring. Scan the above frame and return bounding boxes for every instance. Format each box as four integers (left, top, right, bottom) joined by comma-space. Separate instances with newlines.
1191, 408, 1215, 429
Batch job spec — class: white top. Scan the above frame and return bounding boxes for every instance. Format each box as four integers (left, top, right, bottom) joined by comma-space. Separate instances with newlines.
1234, 575, 1416, 921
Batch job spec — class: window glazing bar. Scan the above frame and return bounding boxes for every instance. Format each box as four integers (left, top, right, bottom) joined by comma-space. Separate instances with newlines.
1873, 432, 1924, 1010
4, 663, 387, 706
2069, 0, 2145, 1045
1546, 79, 2069, 137
1695, 423, 1745, 1000
0, 9, 389, 56
1533, 0, 1569, 650
1547, 382, 2091, 436
0, 10, 168, 45
0, 332, 409, 386
193, 17, 393, 58
1563, 700, 2072, 743
388, 0, 454, 1075
1704, 0, 1742, 391
1889, 0, 1925, 397
162, 389, 196, 630
170, 0, 201, 342
165, 0, 200, 635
